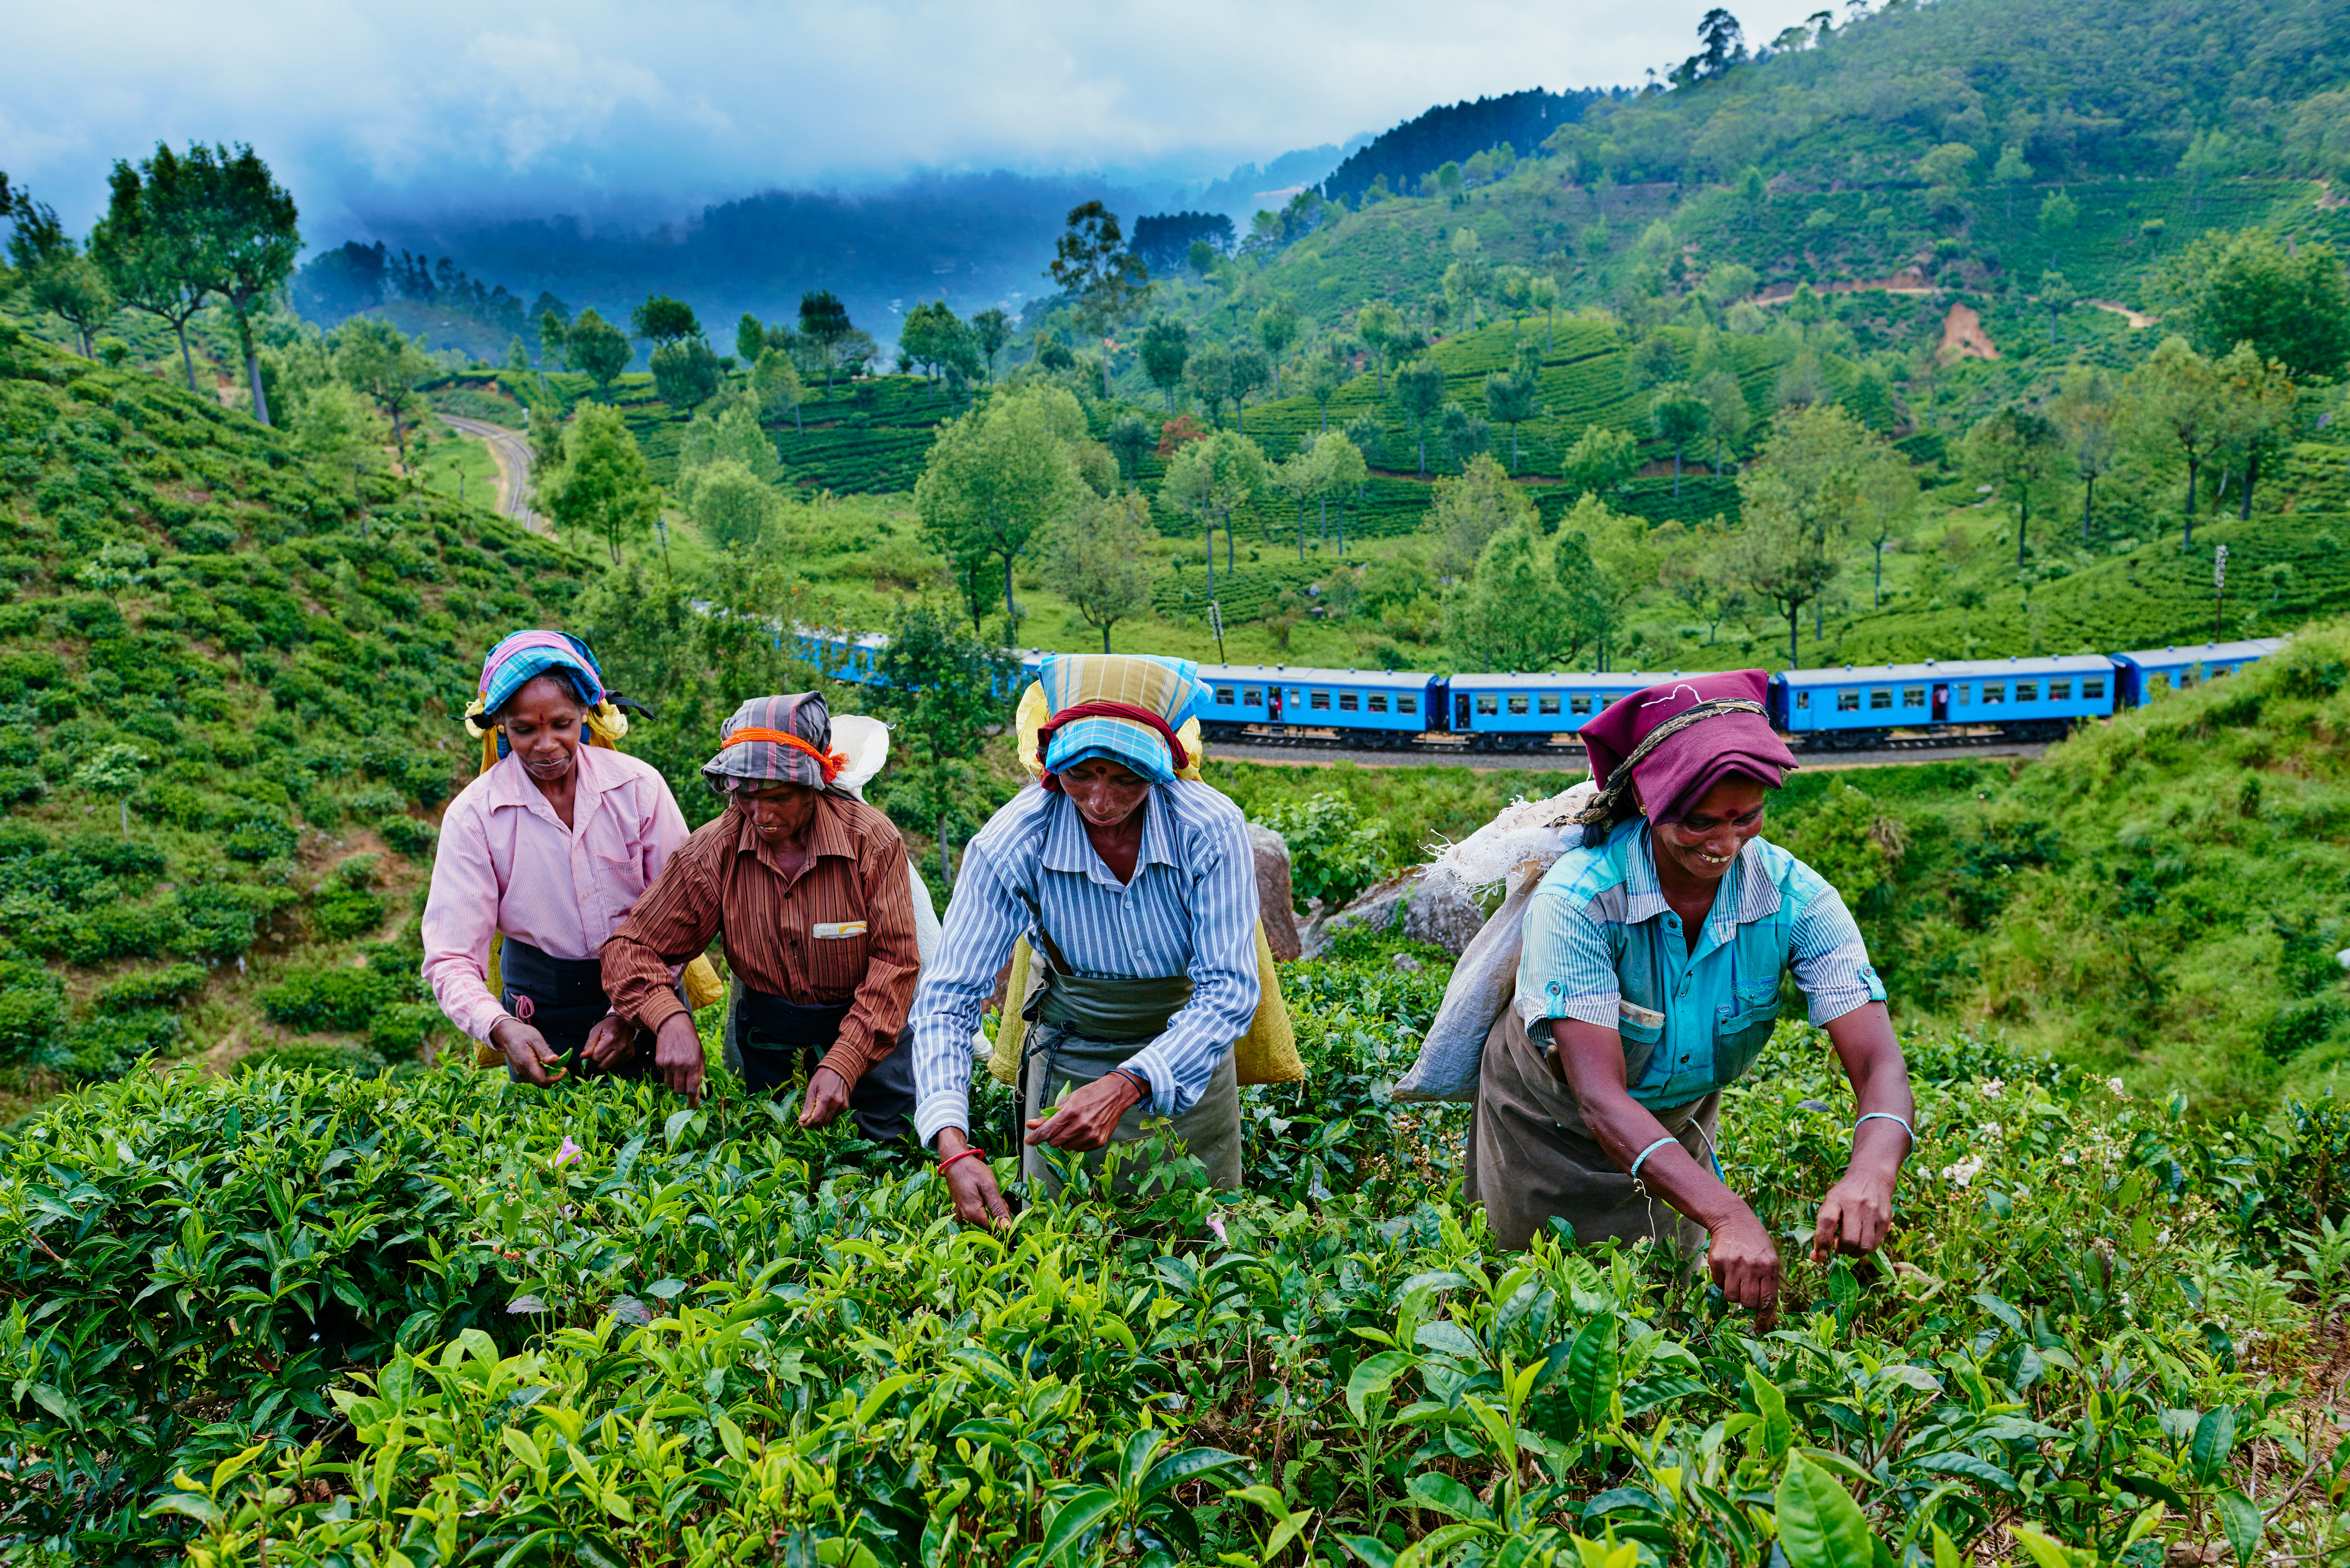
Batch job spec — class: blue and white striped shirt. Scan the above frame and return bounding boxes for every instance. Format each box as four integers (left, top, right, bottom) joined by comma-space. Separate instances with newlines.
909, 780, 1262, 1146
1515, 819, 1884, 1109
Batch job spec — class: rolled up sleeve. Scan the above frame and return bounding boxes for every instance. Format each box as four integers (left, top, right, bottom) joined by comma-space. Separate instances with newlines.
1788, 886, 1886, 1025
1514, 892, 1621, 1032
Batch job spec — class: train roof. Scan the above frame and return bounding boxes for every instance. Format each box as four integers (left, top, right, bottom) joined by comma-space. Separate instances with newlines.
2111, 637, 2287, 668
1196, 663, 1434, 688
1444, 668, 1705, 690
1775, 654, 2114, 688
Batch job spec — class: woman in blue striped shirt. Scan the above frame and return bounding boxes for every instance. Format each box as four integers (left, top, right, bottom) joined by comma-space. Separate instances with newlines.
1472, 670, 1915, 1328
908, 654, 1261, 1227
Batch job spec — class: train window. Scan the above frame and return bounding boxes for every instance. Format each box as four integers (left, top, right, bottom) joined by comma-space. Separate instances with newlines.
2211, 664, 2231, 677
2015, 681, 2038, 702
1903, 687, 1926, 708
1215, 687, 1236, 705
1507, 695, 1530, 715
2084, 677, 2104, 698
1397, 695, 1416, 714
1339, 692, 1359, 712
1983, 683, 2005, 704
1956, 685, 1971, 704
1538, 694, 1561, 715
1243, 688, 1262, 705
1837, 690, 1860, 712
1368, 693, 1388, 712
1571, 694, 1593, 715
1310, 691, 1331, 710
1475, 695, 1499, 716
2049, 679, 2071, 700
1869, 689, 1893, 710
1795, 692, 1810, 710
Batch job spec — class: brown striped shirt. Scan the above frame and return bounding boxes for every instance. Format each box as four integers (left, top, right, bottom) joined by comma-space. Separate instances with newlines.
601, 792, 920, 1086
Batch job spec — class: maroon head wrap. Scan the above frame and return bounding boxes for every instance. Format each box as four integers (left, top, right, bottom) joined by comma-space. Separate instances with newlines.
1571, 670, 1798, 847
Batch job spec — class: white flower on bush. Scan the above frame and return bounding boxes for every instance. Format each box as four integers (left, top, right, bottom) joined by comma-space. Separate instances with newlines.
2105, 1077, 2130, 1099
1979, 1077, 2006, 1099
1941, 1156, 1985, 1185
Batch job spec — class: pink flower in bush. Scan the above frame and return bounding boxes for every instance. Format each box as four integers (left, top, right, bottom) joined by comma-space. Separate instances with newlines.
554, 1136, 584, 1168
1208, 1213, 1228, 1244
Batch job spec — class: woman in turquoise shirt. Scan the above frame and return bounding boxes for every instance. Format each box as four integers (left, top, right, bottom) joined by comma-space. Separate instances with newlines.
1465, 670, 1916, 1328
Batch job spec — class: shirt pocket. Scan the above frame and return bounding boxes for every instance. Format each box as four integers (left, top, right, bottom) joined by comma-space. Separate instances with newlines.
1711, 980, 1784, 1086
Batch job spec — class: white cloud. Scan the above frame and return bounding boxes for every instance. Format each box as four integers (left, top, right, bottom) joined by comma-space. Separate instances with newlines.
1, 0, 1829, 234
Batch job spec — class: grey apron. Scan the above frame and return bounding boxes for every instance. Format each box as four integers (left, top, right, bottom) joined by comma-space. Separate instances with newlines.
1463, 999, 1718, 1255
1017, 959, 1244, 1196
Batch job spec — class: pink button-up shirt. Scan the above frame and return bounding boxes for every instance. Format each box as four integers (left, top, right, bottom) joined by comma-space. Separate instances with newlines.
421, 745, 690, 1044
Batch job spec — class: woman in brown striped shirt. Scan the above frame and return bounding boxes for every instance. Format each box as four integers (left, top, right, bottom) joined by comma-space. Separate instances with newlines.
600, 694, 922, 1134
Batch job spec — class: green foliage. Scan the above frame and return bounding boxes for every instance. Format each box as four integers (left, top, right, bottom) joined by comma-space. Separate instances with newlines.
257, 967, 400, 1034
1253, 791, 1393, 909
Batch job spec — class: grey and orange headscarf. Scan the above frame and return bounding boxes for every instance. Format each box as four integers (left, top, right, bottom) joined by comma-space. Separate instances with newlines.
702, 693, 847, 795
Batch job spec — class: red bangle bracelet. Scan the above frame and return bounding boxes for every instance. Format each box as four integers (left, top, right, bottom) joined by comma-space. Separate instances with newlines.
937, 1146, 987, 1175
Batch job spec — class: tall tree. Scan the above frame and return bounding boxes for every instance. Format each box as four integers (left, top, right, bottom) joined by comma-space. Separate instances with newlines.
566, 308, 632, 402
1162, 429, 1269, 591
1649, 382, 1712, 496
650, 339, 721, 412
1429, 453, 1537, 580
539, 308, 570, 370
1965, 403, 2064, 569
1050, 492, 1157, 652
205, 145, 301, 426
1734, 403, 1872, 667
1484, 364, 1540, 469
2052, 364, 2119, 543
88, 144, 218, 393
2208, 343, 2301, 521
798, 290, 853, 390
1139, 316, 1191, 412
753, 346, 806, 432
1444, 524, 1597, 674
1227, 346, 1270, 437
970, 307, 1010, 379
5, 193, 114, 357
1255, 299, 1299, 394
332, 316, 432, 468
1048, 200, 1150, 394
543, 404, 659, 565
2125, 336, 2221, 541
915, 386, 1087, 630
1355, 300, 1401, 394
1529, 274, 1561, 353
1394, 358, 1447, 475
1186, 343, 1233, 428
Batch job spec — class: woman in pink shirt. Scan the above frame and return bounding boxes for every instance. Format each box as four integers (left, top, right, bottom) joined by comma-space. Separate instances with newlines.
422, 631, 689, 1084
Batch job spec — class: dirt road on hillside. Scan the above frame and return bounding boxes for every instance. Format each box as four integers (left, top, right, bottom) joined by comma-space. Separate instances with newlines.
440, 414, 546, 533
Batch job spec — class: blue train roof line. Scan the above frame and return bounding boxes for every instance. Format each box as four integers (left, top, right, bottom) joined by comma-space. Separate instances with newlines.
1775, 654, 2114, 687
2111, 637, 2288, 667
1197, 663, 1435, 687
1446, 668, 1696, 690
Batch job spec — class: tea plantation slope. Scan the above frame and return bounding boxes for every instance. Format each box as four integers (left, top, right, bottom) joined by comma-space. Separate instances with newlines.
5, 960, 2347, 1566
0, 323, 602, 1091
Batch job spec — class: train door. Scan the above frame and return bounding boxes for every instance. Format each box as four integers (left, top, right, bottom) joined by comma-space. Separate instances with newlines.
1454, 692, 1472, 731
1931, 685, 1949, 722
1268, 687, 1284, 723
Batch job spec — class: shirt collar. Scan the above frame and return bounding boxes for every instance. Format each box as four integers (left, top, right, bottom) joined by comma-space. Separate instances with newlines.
1040, 786, 1180, 886
1626, 826, 1781, 936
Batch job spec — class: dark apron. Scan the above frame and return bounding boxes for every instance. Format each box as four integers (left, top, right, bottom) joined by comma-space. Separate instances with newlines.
1463, 1000, 1718, 1256
732, 983, 916, 1141
1017, 967, 1244, 1195
499, 937, 651, 1082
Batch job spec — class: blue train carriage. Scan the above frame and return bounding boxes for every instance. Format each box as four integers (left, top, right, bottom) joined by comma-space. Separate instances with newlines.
1445, 670, 1686, 751
785, 626, 891, 684
1771, 656, 2116, 749
2110, 638, 2288, 707
1195, 664, 1440, 746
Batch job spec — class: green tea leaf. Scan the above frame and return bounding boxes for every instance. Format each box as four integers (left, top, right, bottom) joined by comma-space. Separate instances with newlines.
1346, 1349, 1417, 1421
1566, 1314, 1619, 1427
1039, 1485, 1122, 1565
1775, 1452, 1877, 1568
2215, 1488, 2264, 1568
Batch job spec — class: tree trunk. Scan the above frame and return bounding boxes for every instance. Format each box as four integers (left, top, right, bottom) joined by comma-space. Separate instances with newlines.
1225, 514, 1236, 572
1874, 542, 1884, 607
175, 320, 198, 393
1101, 622, 1112, 653
1511, 424, 1520, 469
2183, 455, 2199, 520
1417, 431, 1427, 475
2015, 494, 2028, 569
1002, 553, 1017, 629
246, 348, 271, 427
2240, 447, 2259, 521
1204, 517, 1217, 602
1673, 449, 1681, 498
1788, 604, 1801, 669
2082, 475, 2095, 542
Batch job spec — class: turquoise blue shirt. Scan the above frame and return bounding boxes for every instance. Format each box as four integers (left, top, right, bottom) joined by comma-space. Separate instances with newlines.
1514, 819, 1885, 1109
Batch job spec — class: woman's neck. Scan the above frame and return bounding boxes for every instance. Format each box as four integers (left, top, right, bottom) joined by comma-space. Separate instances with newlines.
1081, 799, 1147, 885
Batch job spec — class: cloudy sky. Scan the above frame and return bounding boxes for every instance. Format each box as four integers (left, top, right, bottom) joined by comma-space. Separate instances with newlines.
4, 0, 1828, 239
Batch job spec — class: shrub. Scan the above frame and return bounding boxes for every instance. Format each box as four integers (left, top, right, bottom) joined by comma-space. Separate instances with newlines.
366, 1002, 442, 1059
65, 901, 178, 963
61, 1006, 181, 1077
1253, 792, 1393, 910
94, 961, 208, 1013
259, 967, 398, 1033
378, 816, 438, 858
224, 816, 299, 862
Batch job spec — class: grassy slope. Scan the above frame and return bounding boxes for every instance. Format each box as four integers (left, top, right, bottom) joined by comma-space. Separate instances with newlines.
0, 323, 611, 1103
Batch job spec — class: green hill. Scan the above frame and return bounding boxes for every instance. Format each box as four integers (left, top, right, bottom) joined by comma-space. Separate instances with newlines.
0, 322, 610, 1102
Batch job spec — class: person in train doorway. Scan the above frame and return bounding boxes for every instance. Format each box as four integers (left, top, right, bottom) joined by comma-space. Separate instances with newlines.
909, 653, 1261, 1226
600, 694, 923, 1133
422, 630, 689, 1085
1467, 669, 1916, 1328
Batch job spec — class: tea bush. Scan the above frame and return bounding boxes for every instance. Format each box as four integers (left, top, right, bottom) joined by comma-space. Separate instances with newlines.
7, 927, 2349, 1566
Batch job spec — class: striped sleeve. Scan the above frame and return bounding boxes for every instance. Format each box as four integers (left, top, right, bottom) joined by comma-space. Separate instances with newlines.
1514, 890, 1622, 1031
1788, 886, 1885, 1025
1118, 801, 1260, 1119
907, 832, 1031, 1148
